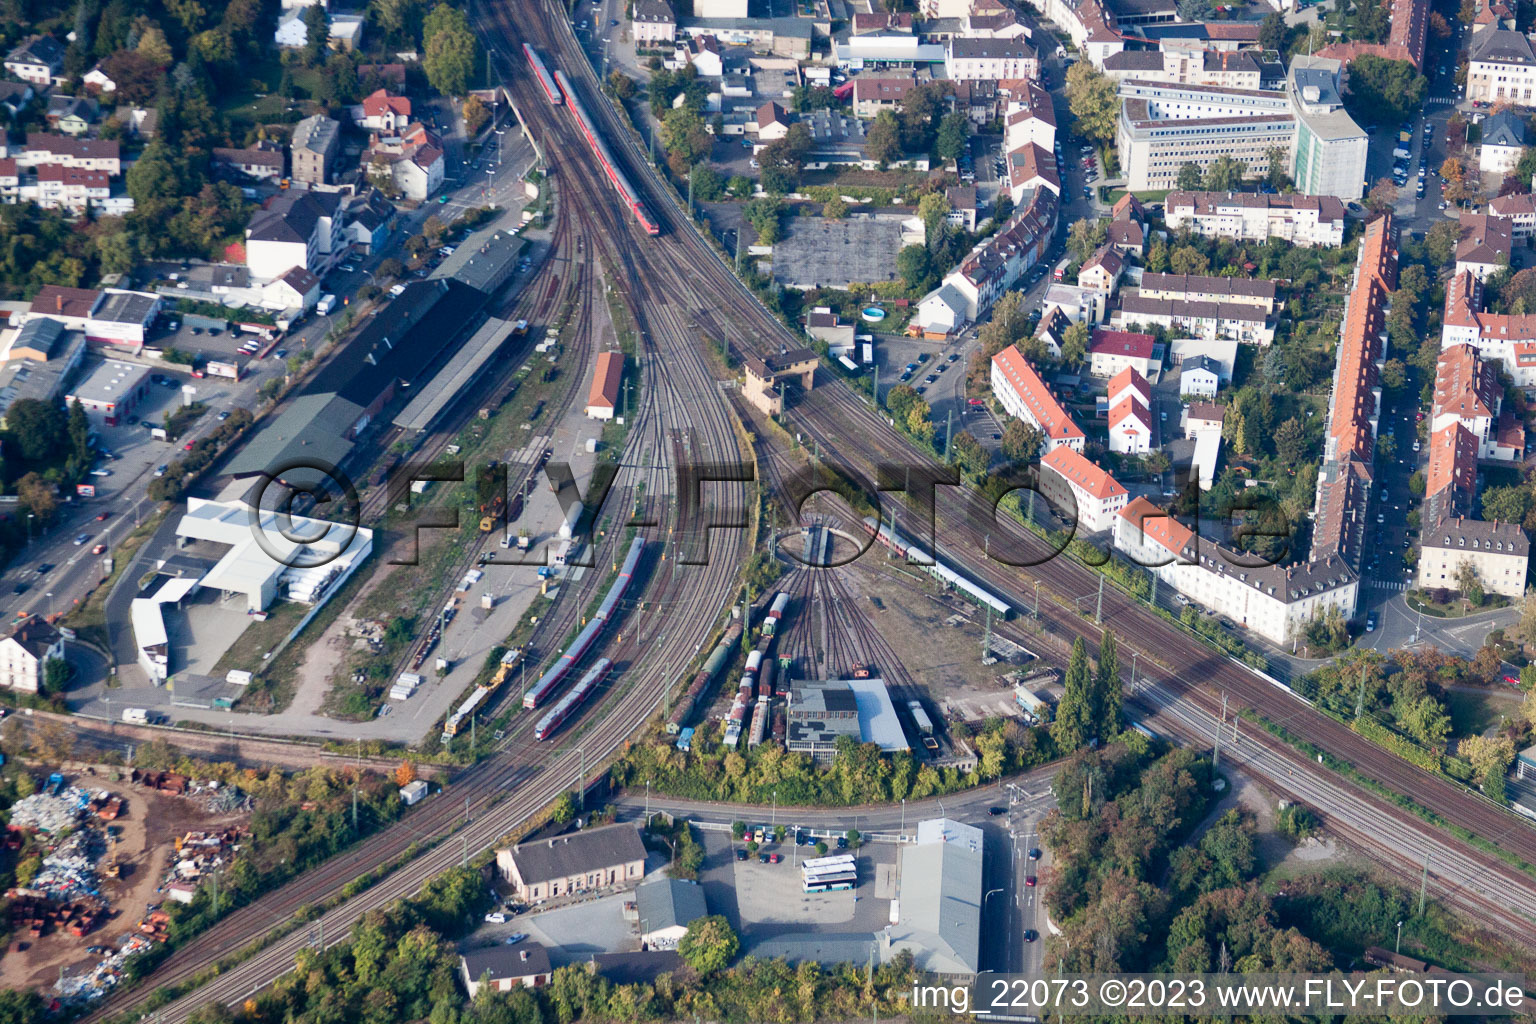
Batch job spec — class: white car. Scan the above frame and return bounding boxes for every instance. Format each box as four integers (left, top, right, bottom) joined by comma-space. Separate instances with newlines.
484, 912, 507, 924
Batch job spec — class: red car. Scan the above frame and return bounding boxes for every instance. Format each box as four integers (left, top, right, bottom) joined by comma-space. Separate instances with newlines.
1025, 876, 1037, 887
768, 853, 780, 864
95, 512, 111, 521
183, 441, 195, 450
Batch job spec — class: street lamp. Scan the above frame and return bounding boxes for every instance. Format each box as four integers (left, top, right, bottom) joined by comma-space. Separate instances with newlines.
900, 797, 905, 834
1395, 920, 1403, 955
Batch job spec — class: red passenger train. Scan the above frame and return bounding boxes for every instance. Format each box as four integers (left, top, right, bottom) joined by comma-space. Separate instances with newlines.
522, 44, 562, 105
553, 69, 661, 236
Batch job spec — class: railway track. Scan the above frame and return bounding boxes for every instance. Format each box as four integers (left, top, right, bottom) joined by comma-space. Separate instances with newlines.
79, 4, 754, 1020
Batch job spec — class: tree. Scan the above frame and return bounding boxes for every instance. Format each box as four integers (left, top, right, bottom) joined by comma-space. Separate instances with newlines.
1176, 162, 1205, 190
690, 162, 723, 202
1264, 145, 1291, 189
1273, 417, 1307, 466
1380, 357, 1407, 391
1425, 219, 1459, 267
727, 174, 752, 198
1060, 322, 1089, 368
550, 791, 577, 824
1259, 11, 1287, 52
867, 109, 902, 167
462, 94, 489, 135
950, 430, 988, 476
6, 399, 68, 462
1002, 419, 1046, 462
1364, 178, 1398, 214
1170, 245, 1210, 275
377, 257, 405, 280
422, 7, 477, 97
662, 106, 711, 165
31, 718, 74, 761
678, 915, 738, 974
1067, 217, 1107, 264
1066, 62, 1119, 143
1203, 155, 1247, 192
67, 398, 92, 465
1343, 56, 1426, 126
301, 3, 329, 64
1095, 630, 1120, 739
394, 760, 416, 787
744, 198, 782, 244
1052, 638, 1094, 751
43, 657, 69, 695
935, 111, 969, 162
607, 70, 635, 100
896, 244, 934, 293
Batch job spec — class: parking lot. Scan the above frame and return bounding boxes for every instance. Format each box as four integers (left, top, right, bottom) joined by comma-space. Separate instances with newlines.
768, 216, 909, 291
696, 828, 897, 943
876, 336, 974, 438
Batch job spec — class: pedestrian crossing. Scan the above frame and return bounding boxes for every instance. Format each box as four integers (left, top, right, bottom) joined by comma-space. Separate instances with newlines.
1367, 579, 1409, 591
1424, 97, 1457, 108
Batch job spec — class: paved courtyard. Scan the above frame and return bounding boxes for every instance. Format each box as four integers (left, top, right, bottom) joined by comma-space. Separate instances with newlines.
768, 216, 910, 291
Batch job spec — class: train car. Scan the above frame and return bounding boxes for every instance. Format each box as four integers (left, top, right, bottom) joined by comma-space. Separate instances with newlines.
522, 44, 562, 105
535, 658, 612, 740
863, 516, 1013, 619
554, 69, 661, 236
666, 622, 742, 732
524, 538, 644, 709
763, 592, 789, 636
1129, 721, 1158, 742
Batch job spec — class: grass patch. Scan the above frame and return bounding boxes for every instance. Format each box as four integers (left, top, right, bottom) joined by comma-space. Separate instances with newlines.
1405, 590, 1510, 618
210, 599, 307, 678
1445, 687, 1521, 739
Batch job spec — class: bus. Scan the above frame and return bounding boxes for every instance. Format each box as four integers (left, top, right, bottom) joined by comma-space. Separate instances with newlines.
803, 870, 857, 894
800, 853, 856, 872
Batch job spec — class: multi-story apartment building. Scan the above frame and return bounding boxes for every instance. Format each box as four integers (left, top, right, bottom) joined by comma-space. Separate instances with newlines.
991, 344, 1085, 452
1442, 270, 1536, 388
16, 133, 121, 175
1423, 422, 1479, 527
1431, 344, 1523, 460
1465, 24, 1536, 104
1287, 57, 1368, 201
1040, 446, 1127, 533
1115, 80, 1295, 192
1164, 190, 1347, 247
925, 187, 1057, 324
631, 0, 676, 44
1103, 48, 1263, 89
1114, 497, 1359, 645
1455, 213, 1512, 281
1106, 366, 1154, 454
290, 114, 340, 185
1136, 272, 1277, 313
1418, 517, 1529, 599
945, 37, 1038, 81
1114, 295, 1273, 344
1312, 215, 1396, 569
245, 191, 345, 282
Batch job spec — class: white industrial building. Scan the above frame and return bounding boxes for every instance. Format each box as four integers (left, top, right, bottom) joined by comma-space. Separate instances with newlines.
883, 818, 982, 979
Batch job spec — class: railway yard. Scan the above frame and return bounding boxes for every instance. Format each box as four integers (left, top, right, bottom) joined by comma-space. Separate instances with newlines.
0, 0, 1534, 1013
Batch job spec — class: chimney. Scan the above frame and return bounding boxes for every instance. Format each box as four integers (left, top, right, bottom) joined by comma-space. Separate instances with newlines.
55, 293, 62, 313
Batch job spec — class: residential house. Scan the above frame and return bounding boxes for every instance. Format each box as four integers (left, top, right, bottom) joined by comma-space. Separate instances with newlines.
852, 75, 919, 119
632, 0, 677, 45
1106, 367, 1154, 455
261, 266, 321, 312
1180, 356, 1221, 399
1431, 343, 1522, 460
0, 82, 34, 118
290, 114, 341, 185
636, 877, 707, 949
1164, 190, 1348, 247
212, 142, 285, 183
1455, 213, 1512, 281
494, 823, 647, 900
4, 36, 64, 86
1006, 142, 1059, 204
1114, 296, 1273, 345
0, 618, 64, 693
357, 89, 411, 132
367, 122, 444, 200
1185, 401, 1225, 438
1113, 498, 1359, 646
19, 134, 121, 174
1465, 25, 1536, 104
45, 96, 97, 136
460, 942, 554, 997
754, 101, 790, 141
804, 308, 856, 349
946, 185, 979, 231
1480, 109, 1527, 175
344, 188, 396, 253
945, 37, 1038, 81
244, 190, 345, 281
82, 64, 116, 94
1088, 328, 1159, 380
1077, 245, 1123, 295
1040, 446, 1128, 532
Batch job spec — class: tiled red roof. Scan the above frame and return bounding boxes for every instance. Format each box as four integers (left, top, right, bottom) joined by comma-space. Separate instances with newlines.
991, 344, 1084, 443
1089, 328, 1155, 360
1042, 445, 1126, 501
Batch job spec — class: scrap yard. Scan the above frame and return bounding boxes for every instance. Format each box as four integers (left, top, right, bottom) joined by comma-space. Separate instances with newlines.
0, 770, 253, 1004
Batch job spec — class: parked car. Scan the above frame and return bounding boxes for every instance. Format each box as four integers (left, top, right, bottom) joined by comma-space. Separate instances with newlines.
735, 848, 747, 861
484, 912, 507, 924
503, 932, 528, 945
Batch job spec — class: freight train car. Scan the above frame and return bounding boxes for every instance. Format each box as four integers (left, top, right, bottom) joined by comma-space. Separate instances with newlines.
523, 537, 645, 709
554, 69, 660, 235
666, 622, 742, 733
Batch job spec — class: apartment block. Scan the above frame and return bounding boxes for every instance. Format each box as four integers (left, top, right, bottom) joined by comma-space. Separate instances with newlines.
1040, 446, 1128, 533
990, 344, 1085, 452
1465, 25, 1536, 104
1115, 80, 1294, 193
1163, 191, 1347, 247
1418, 518, 1529, 599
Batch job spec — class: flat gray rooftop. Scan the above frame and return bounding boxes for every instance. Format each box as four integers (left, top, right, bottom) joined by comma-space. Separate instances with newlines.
769, 215, 906, 291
